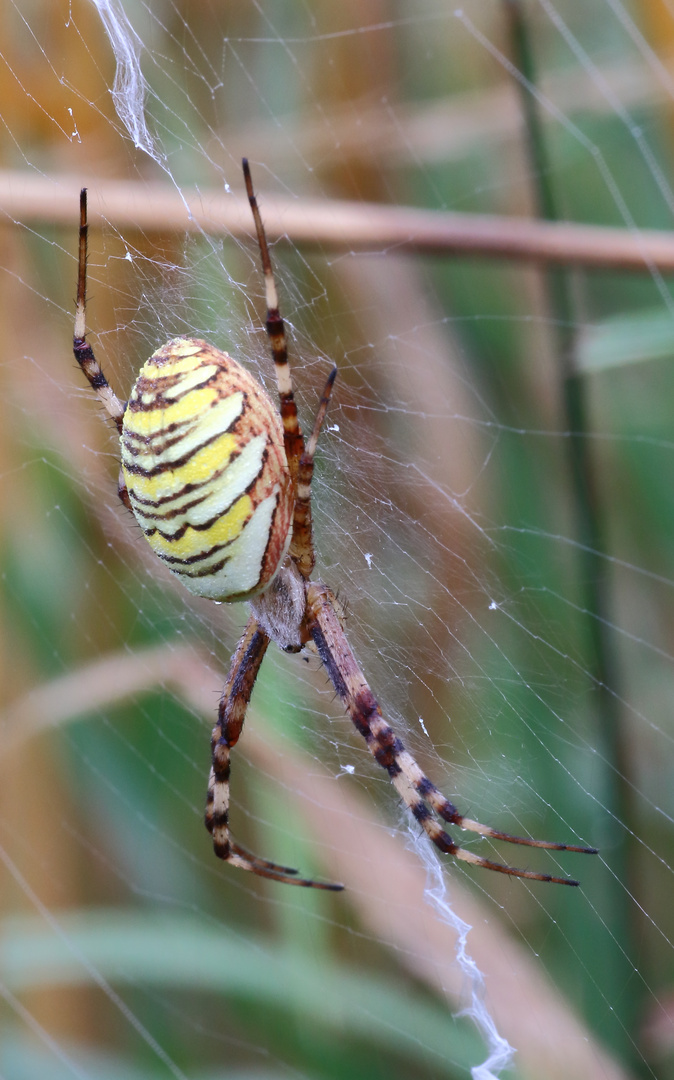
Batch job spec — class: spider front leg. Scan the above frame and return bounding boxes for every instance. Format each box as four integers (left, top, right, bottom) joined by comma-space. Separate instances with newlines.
206, 614, 343, 890
74, 188, 130, 512
73, 189, 128, 441
306, 583, 597, 886
243, 159, 337, 580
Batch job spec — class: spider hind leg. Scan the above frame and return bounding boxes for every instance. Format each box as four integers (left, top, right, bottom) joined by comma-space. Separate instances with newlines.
397, 750, 598, 855
206, 615, 344, 891
226, 842, 343, 891
307, 581, 597, 887
397, 777, 584, 886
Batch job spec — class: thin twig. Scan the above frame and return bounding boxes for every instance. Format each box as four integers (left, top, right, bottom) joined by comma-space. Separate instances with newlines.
3, 168, 674, 271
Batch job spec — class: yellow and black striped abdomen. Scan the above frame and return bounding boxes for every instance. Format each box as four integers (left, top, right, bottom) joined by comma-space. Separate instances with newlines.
120, 338, 293, 602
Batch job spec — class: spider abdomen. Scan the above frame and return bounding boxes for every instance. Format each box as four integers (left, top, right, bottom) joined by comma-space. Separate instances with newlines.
120, 337, 293, 602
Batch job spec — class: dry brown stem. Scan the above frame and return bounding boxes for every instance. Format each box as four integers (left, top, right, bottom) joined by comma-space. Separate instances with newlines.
2, 169, 674, 272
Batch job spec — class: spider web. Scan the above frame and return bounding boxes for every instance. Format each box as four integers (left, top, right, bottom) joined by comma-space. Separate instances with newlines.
1, 1, 673, 1078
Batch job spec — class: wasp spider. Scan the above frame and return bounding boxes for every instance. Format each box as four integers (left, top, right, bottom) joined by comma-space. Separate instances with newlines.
73, 161, 597, 889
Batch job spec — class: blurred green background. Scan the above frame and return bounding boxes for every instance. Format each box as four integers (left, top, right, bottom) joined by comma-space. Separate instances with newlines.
1, 1, 674, 1078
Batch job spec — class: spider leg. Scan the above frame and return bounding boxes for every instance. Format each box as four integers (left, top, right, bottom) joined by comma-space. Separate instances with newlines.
242, 160, 338, 578
116, 467, 132, 512
206, 613, 343, 890
306, 582, 596, 887
393, 752, 598, 854
73, 189, 127, 438
242, 160, 304, 479
292, 366, 338, 577
227, 840, 302, 876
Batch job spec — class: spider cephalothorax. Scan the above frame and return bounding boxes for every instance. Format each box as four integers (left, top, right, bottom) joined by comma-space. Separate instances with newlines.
73, 161, 597, 889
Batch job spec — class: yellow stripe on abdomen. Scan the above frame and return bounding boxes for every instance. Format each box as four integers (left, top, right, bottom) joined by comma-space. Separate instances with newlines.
148, 492, 253, 560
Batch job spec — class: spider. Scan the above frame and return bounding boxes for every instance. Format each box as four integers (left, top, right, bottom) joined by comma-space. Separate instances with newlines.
73, 160, 597, 890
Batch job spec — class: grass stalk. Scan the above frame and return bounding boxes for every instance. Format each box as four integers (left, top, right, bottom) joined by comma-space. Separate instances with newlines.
504, 0, 639, 1067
